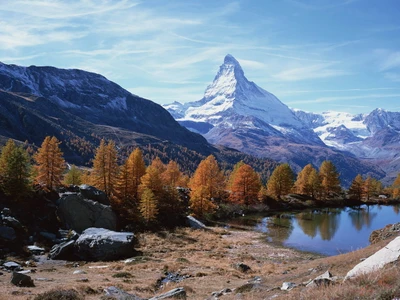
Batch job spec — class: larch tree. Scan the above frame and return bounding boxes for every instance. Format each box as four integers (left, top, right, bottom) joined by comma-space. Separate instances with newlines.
64, 165, 82, 185
139, 188, 158, 224
34, 136, 65, 191
308, 168, 322, 199
295, 164, 317, 196
91, 140, 118, 197
319, 160, 341, 198
189, 155, 225, 217
229, 163, 261, 205
392, 173, 400, 199
266, 163, 294, 199
0, 139, 31, 199
363, 176, 373, 201
348, 174, 364, 201
226, 161, 245, 191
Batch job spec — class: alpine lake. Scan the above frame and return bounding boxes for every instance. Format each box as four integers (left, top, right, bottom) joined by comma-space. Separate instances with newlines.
230, 204, 400, 256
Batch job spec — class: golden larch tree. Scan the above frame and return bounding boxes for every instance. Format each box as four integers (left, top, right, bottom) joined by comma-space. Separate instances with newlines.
229, 163, 261, 205
189, 155, 225, 217
91, 139, 118, 197
139, 188, 158, 223
295, 164, 317, 196
319, 160, 341, 198
64, 165, 82, 185
266, 163, 294, 199
34, 136, 65, 191
348, 174, 364, 201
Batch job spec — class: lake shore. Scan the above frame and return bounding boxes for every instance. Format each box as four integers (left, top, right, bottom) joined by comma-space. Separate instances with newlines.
1, 224, 399, 300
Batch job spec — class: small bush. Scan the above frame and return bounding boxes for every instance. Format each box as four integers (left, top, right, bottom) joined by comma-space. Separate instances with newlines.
34, 289, 84, 300
112, 271, 133, 278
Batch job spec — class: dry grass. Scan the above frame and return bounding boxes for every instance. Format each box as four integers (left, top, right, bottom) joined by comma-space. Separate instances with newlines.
0, 228, 398, 300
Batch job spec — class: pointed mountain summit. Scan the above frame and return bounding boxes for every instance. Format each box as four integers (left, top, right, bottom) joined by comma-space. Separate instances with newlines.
165, 55, 384, 185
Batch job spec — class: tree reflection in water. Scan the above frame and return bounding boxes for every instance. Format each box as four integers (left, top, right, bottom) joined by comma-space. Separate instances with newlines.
348, 207, 377, 231
296, 209, 341, 241
257, 214, 294, 243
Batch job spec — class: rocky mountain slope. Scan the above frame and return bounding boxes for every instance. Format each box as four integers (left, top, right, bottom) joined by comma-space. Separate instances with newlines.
165, 55, 385, 185
0, 62, 276, 176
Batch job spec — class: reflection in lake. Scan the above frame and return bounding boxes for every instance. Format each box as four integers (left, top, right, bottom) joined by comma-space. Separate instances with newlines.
253, 204, 400, 256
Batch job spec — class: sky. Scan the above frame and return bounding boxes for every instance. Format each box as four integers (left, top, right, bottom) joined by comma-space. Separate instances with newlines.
1, 0, 400, 114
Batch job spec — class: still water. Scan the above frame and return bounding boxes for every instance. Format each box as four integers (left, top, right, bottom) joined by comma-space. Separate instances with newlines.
254, 204, 400, 256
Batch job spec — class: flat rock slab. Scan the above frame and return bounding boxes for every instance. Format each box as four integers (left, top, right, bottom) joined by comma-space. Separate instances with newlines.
345, 236, 400, 279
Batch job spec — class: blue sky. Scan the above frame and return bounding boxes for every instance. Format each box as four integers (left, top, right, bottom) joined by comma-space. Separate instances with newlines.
1, 0, 400, 114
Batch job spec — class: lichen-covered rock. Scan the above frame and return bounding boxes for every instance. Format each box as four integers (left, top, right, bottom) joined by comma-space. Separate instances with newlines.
74, 228, 135, 261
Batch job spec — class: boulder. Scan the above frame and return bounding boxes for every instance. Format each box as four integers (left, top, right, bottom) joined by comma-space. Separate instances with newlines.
306, 270, 334, 288
57, 194, 117, 233
149, 287, 187, 299
281, 282, 296, 291
74, 228, 135, 261
27, 245, 45, 255
234, 263, 251, 273
345, 236, 400, 279
186, 216, 207, 230
104, 286, 143, 300
79, 184, 109, 205
0, 226, 16, 241
48, 240, 76, 260
4, 261, 22, 271
11, 272, 35, 287
369, 222, 400, 244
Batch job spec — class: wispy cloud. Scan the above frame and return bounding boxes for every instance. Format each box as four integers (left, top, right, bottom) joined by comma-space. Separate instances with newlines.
273, 62, 350, 81
288, 93, 400, 105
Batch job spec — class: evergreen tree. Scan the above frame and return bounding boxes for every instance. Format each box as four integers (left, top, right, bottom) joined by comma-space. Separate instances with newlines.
91, 140, 118, 197
34, 136, 65, 191
189, 155, 225, 217
266, 163, 294, 199
229, 163, 261, 205
64, 165, 82, 185
139, 188, 158, 223
319, 160, 341, 198
0, 140, 31, 199
348, 174, 364, 201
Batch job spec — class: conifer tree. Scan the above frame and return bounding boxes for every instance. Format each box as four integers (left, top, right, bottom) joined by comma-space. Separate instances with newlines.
91, 140, 118, 197
226, 161, 245, 191
348, 174, 364, 201
189, 155, 225, 217
0, 140, 31, 198
140, 159, 164, 199
363, 176, 373, 201
139, 188, 158, 223
295, 164, 317, 196
319, 160, 341, 198
34, 136, 65, 191
266, 163, 294, 199
308, 168, 322, 199
64, 165, 82, 185
229, 163, 261, 205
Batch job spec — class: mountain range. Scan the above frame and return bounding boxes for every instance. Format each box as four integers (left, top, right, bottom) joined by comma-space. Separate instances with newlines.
165, 54, 399, 185
0, 61, 277, 178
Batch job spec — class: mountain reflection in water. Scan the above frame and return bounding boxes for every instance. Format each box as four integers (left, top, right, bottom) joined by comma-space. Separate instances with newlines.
253, 204, 400, 256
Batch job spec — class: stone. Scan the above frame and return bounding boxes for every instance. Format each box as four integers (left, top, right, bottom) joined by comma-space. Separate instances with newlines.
104, 286, 143, 300
346, 236, 400, 279
48, 240, 76, 260
281, 282, 296, 291
2, 216, 23, 230
235, 263, 251, 273
3, 261, 21, 271
73, 270, 87, 275
40, 231, 57, 242
74, 228, 135, 261
149, 287, 187, 299
369, 222, 400, 244
79, 184, 109, 205
11, 272, 35, 287
0, 226, 16, 241
1, 207, 11, 216
27, 245, 45, 255
306, 270, 334, 288
57, 194, 117, 233
186, 215, 207, 230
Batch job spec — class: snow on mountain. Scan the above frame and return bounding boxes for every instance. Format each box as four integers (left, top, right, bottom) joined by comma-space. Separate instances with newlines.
167, 54, 322, 146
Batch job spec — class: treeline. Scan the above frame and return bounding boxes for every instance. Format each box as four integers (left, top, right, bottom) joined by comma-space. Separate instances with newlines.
1, 136, 400, 227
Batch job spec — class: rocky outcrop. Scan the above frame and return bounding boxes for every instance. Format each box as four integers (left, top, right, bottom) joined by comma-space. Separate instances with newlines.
186, 216, 207, 230
369, 222, 400, 244
78, 184, 109, 205
345, 236, 400, 279
74, 228, 135, 261
57, 194, 117, 233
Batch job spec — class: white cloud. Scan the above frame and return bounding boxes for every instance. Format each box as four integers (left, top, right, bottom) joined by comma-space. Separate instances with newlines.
273, 63, 350, 81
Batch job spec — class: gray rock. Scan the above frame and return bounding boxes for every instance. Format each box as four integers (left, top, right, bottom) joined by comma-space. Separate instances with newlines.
1, 207, 11, 216
187, 216, 207, 230
235, 263, 251, 273
2, 216, 23, 230
73, 270, 87, 275
40, 231, 57, 242
48, 240, 76, 260
0, 226, 16, 241
104, 286, 143, 300
149, 287, 186, 299
57, 194, 117, 233
3, 261, 21, 271
11, 272, 34, 287
79, 184, 109, 205
306, 270, 334, 288
74, 228, 135, 261
345, 236, 400, 279
281, 282, 296, 291
27, 245, 45, 255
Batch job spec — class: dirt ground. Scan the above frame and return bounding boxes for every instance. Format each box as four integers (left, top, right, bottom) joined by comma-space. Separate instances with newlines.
0, 227, 396, 300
